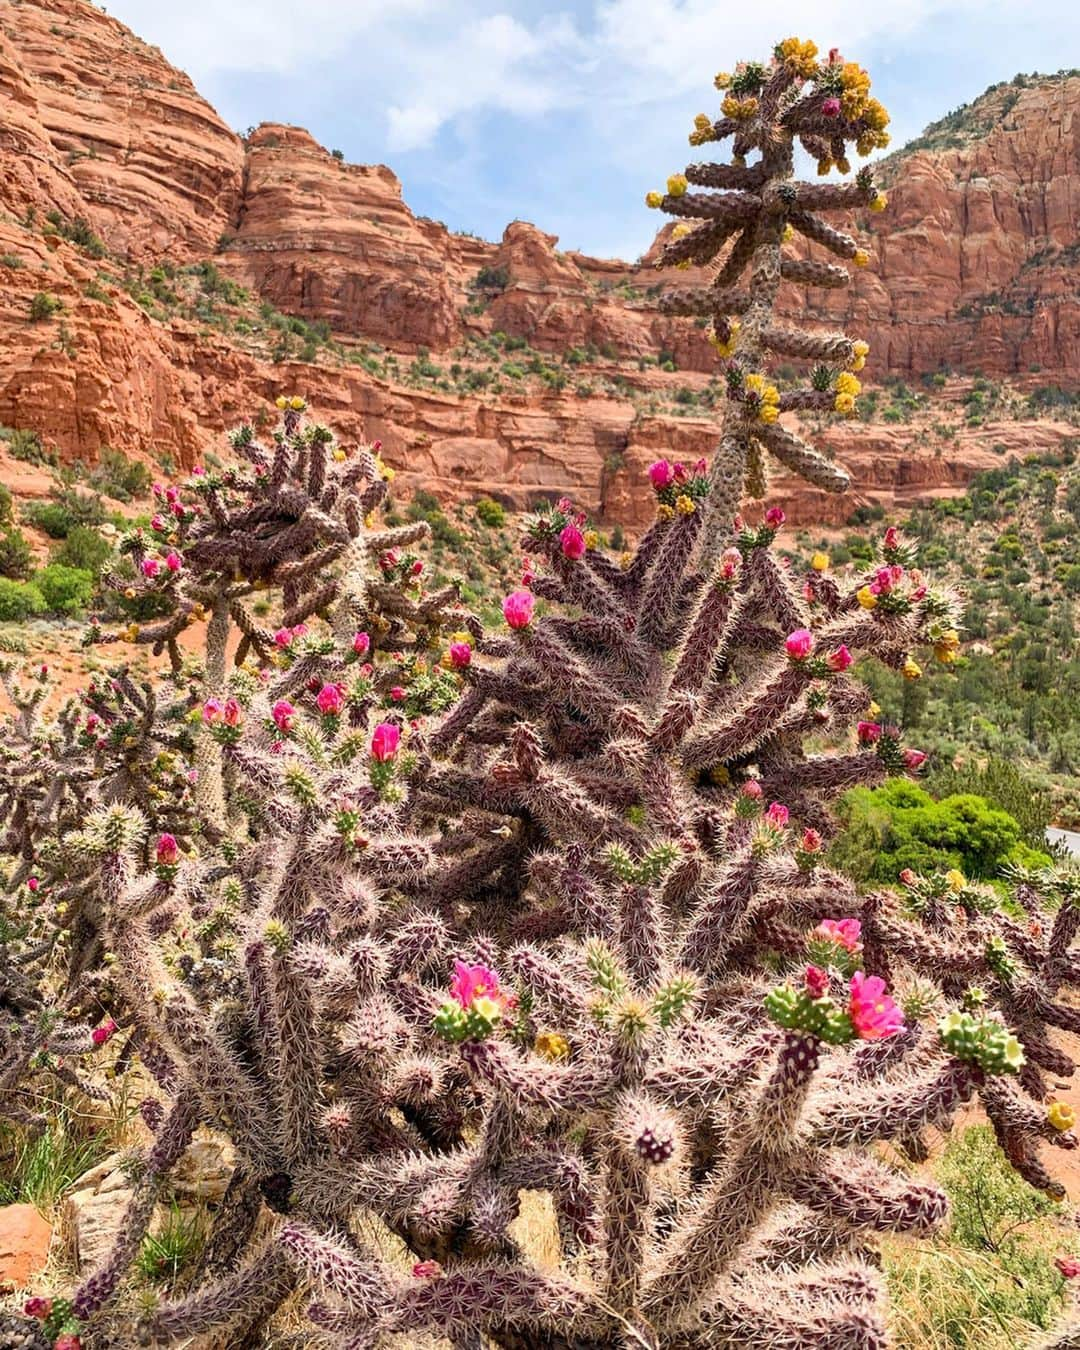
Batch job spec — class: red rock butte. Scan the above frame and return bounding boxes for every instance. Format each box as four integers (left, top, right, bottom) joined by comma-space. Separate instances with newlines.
0, 0, 1078, 527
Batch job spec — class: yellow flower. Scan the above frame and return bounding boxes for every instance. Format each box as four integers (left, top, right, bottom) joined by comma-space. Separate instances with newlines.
332, 448, 346, 462
935, 645, 958, 665
645, 191, 663, 209
666, 174, 689, 198
657, 504, 675, 521
275, 395, 288, 409
856, 586, 878, 610
1048, 1101, 1076, 1132
375, 456, 395, 482
584, 530, 599, 549
722, 94, 758, 121
191, 603, 206, 620
781, 223, 794, 243
364, 511, 376, 528
671, 222, 691, 240
762, 385, 780, 406
811, 552, 829, 572
744, 373, 765, 394
451, 631, 472, 646
125, 623, 140, 641
535, 1031, 570, 1062
708, 324, 738, 358
945, 869, 966, 893
835, 372, 861, 398
853, 340, 870, 360
853, 249, 871, 268
938, 630, 960, 650
714, 71, 732, 89
289, 396, 306, 411
867, 701, 881, 716
902, 657, 923, 680
834, 392, 856, 414
676, 495, 696, 515
869, 192, 888, 212
693, 113, 712, 131
865, 97, 890, 131
620, 551, 633, 570
758, 405, 780, 424
124, 586, 136, 600
776, 37, 819, 79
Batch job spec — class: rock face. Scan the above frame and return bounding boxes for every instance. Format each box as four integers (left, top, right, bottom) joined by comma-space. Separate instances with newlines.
0, 0, 1077, 529
0, 1204, 52, 1291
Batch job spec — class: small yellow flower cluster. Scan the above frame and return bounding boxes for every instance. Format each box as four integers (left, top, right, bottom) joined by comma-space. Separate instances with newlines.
584, 529, 599, 549
902, 657, 922, 681
869, 192, 888, 212
124, 622, 140, 641
775, 37, 819, 80
676, 495, 696, 515
721, 93, 759, 121
945, 869, 966, 893
834, 370, 861, 415
708, 317, 740, 358
714, 71, 732, 89
332, 448, 347, 462
853, 249, 871, 267
854, 97, 892, 155
535, 1031, 570, 1061
856, 586, 877, 610
666, 173, 689, 198
781, 223, 795, 244
1048, 1101, 1076, 1132
645, 191, 664, 209
839, 62, 872, 119
689, 111, 715, 146
849, 339, 869, 372
745, 372, 781, 423
671, 222, 692, 240
275, 395, 307, 411
934, 629, 960, 664
619, 551, 634, 570
657, 504, 676, 521
811, 552, 829, 572
374, 454, 395, 482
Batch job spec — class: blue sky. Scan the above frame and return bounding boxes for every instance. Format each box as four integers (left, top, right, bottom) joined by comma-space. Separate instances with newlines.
105, 0, 1080, 260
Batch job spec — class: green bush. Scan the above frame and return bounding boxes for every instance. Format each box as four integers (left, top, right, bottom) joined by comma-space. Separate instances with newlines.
0, 528, 34, 581
34, 563, 94, 615
23, 488, 107, 539
831, 779, 1051, 883
29, 292, 62, 321
53, 525, 112, 577
0, 483, 12, 526
475, 496, 506, 528
0, 578, 45, 622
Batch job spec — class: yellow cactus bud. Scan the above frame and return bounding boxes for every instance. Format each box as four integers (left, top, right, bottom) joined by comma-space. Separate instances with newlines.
676, 495, 696, 515
534, 1031, 570, 1062
868, 701, 881, 716
781, 223, 794, 243
714, 71, 731, 89
645, 191, 663, 209
666, 174, 689, 198
811, 552, 829, 572
869, 192, 888, 212
693, 113, 711, 131
856, 586, 878, 610
902, 657, 923, 680
671, 222, 691, 240
853, 249, 871, 268
1048, 1101, 1076, 1132
620, 551, 633, 571
584, 530, 599, 549
332, 449, 346, 462
289, 396, 306, 411
945, 869, 966, 893
657, 504, 676, 522
275, 395, 288, 409
835, 371, 861, 397
758, 404, 780, 424
834, 393, 856, 414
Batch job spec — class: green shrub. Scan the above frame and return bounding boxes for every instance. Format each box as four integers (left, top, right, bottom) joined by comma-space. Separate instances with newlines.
53, 525, 112, 577
0, 483, 12, 526
475, 496, 506, 528
23, 488, 107, 539
87, 447, 152, 502
0, 578, 45, 622
34, 563, 94, 615
0, 528, 33, 581
29, 292, 62, 321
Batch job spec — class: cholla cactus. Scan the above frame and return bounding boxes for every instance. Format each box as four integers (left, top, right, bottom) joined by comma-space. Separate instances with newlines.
646, 39, 890, 531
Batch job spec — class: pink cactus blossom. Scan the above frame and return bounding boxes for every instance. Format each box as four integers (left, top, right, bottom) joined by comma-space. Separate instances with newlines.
719, 547, 742, 579
413, 1260, 443, 1279
899, 868, 917, 885
648, 460, 675, 489
503, 590, 535, 630
560, 523, 586, 559
816, 917, 862, 952
23, 1297, 52, 1319
273, 628, 293, 648
449, 960, 502, 1009
784, 628, 815, 661
411, 559, 424, 575
764, 801, 790, 828
165, 551, 182, 572
903, 748, 928, 769
141, 558, 160, 579
741, 780, 763, 799
857, 721, 882, 744
202, 698, 224, 724
883, 526, 899, 549
223, 698, 242, 727
848, 971, 905, 1040
765, 506, 786, 529
390, 686, 406, 702
449, 642, 472, 668
272, 700, 296, 733
826, 644, 853, 672
27, 876, 39, 892
371, 722, 400, 762
805, 965, 830, 999
316, 684, 345, 716
92, 1018, 118, 1047
151, 513, 165, 531
800, 828, 822, 853
352, 631, 370, 656
822, 96, 841, 116
156, 834, 179, 866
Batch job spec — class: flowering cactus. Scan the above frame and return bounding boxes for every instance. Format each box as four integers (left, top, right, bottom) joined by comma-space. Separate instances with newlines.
647, 39, 891, 537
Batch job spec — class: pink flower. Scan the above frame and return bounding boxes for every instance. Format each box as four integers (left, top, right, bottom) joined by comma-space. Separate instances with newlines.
360, 662, 374, 678
156, 834, 179, 866
54, 1337, 82, 1350
141, 558, 160, 579
805, 965, 830, 999
272, 700, 296, 733
187, 769, 199, 784
719, 547, 742, 579
150, 513, 165, 531
903, 748, 928, 770
165, 486, 179, 504
23, 1297, 52, 1319
503, 590, 535, 630
92, 1018, 118, 1047
899, 868, 917, 885
764, 801, 790, 828
223, 698, 242, 727
557, 496, 573, 514
291, 624, 308, 639
449, 960, 502, 1009
27, 876, 39, 892
273, 628, 293, 648
411, 559, 424, 576
449, 642, 472, 669
741, 780, 763, 799
848, 971, 905, 1040
192, 465, 205, 477
372, 439, 382, 452
390, 686, 406, 702
883, 526, 899, 550
822, 96, 841, 117
352, 631, 370, 656
85, 713, 99, 732
648, 460, 675, 489
800, 828, 822, 853
785, 628, 815, 661
765, 506, 786, 529
1056, 1257, 1080, 1279
910, 585, 927, 601
560, 523, 586, 559
816, 917, 862, 952
316, 684, 345, 716
857, 721, 882, 744
412, 1260, 443, 1279
371, 722, 400, 762
826, 644, 853, 672
202, 698, 224, 724
165, 551, 182, 572
694, 456, 707, 474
